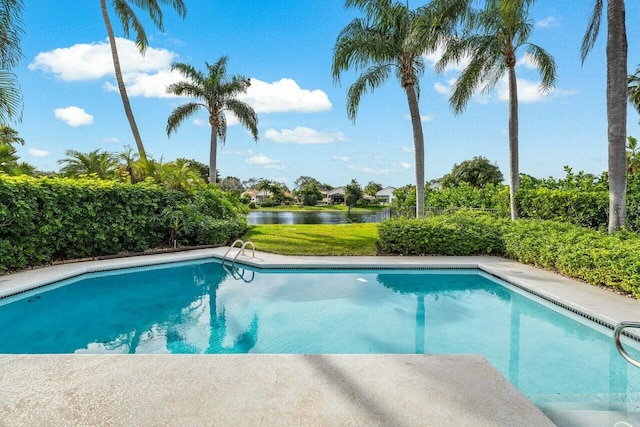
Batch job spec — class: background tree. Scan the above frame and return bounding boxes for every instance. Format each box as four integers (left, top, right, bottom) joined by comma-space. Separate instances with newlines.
344, 178, 363, 209
219, 176, 244, 195
166, 57, 258, 184
294, 175, 322, 191
333, 0, 449, 217
115, 145, 144, 184
100, 0, 187, 163
364, 181, 383, 196
58, 149, 118, 179
298, 182, 323, 206
0, 0, 24, 123
581, 0, 627, 233
435, 0, 556, 220
439, 156, 504, 188
176, 157, 209, 182
628, 65, 640, 119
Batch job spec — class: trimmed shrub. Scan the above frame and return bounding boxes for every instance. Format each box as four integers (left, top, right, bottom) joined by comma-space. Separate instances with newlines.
378, 212, 506, 256
503, 220, 640, 298
378, 213, 640, 297
0, 175, 246, 273
516, 188, 608, 229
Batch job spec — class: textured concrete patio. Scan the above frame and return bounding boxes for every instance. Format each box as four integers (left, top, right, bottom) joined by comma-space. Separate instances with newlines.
2, 248, 640, 426
0, 354, 552, 426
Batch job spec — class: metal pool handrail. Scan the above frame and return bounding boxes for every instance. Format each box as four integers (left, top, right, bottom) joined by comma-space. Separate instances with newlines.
221, 239, 256, 268
613, 321, 640, 368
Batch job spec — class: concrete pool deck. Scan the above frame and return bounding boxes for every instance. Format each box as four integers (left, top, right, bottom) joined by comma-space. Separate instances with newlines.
1, 248, 640, 426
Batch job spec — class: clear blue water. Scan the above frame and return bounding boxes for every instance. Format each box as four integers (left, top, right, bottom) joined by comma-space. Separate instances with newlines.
1, 260, 639, 418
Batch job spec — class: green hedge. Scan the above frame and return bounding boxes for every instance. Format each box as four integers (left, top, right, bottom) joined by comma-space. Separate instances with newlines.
0, 176, 246, 273
378, 213, 506, 256
503, 220, 640, 298
378, 213, 640, 298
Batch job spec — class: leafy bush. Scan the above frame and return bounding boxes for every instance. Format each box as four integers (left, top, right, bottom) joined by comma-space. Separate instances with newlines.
503, 220, 640, 298
378, 212, 506, 255
516, 188, 609, 229
0, 175, 246, 273
378, 213, 640, 298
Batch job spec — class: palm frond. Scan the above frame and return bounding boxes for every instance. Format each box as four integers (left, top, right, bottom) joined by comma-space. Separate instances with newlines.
524, 43, 556, 93
581, 0, 603, 64
225, 99, 258, 141
346, 63, 392, 122
166, 102, 201, 136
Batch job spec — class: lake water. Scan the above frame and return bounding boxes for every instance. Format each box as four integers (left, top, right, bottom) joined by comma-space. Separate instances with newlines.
246, 211, 378, 225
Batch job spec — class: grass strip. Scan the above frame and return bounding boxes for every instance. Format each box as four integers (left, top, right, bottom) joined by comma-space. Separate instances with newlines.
242, 224, 379, 256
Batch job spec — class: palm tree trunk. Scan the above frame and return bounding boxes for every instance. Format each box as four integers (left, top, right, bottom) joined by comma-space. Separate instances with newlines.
404, 84, 425, 218
100, 0, 147, 164
508, 64, 519, 220
209, 125, 218, 184
606, 0, 627, 233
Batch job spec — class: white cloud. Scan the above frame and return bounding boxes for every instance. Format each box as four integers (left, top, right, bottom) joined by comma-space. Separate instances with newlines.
29, 38, 175, 81
536, 16, 558, 28
423, 44, 471, 73
240, 78, 331, 113
496, 77, 576, 103
403, 113, 434, 122
223, 148, 287, 170
264, 126, 347, 144
435, 75, 575, 105
334, 156, 351, 162
347, 162, 414, 175
102, 137, 119, 143
516, 53, 538, 70
28, 148, 49, 157
103, 68, 183, 98
54, 106, 94, 127
401, 146, 414, 153
193, 118, 206, 126
246, 154, 287, 170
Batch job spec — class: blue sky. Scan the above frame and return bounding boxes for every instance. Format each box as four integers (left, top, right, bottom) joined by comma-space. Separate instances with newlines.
12, 0, 640, 188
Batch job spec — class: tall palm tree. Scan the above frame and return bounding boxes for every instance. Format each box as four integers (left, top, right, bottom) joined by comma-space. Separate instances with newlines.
581, 0, 627, 233
100, 0, 187, 164
166, 57, 259, 184
333, 0, 448, 218
0, 0, 24, 123
433, 0, 556, 220
58, 149, 118, 179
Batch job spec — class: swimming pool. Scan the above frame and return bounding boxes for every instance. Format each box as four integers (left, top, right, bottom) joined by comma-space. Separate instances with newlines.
1, 258, 639, 423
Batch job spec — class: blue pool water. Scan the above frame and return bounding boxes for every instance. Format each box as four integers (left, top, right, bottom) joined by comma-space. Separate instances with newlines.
1, 259, 639, 420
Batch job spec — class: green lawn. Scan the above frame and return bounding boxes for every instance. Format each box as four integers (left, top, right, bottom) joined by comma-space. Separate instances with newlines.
242, 223, 379, 255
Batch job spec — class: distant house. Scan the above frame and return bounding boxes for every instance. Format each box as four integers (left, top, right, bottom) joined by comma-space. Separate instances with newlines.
375, 186, 396, 205
242, 189, 271, 204
327, 187, 345, 205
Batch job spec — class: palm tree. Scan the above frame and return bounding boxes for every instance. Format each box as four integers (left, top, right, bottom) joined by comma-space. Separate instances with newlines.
115, 145, 145, 183
333, 0, 445, 217
0, 124, 23, 146
100, 0, 187, 164
629, 66, 640, 116
581, 0, 627, 233
433, 0, 556, 220
166, 57, 259, 184
627, 136, 640, 175
0, 0, 24, 123
58, 149, 118, 179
